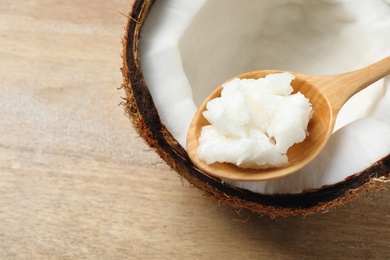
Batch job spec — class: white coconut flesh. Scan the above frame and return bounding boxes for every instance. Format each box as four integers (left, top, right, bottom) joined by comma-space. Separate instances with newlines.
139, 0, 390, 195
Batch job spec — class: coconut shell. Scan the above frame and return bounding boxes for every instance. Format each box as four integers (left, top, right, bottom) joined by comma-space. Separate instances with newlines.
121, 0, 390, 217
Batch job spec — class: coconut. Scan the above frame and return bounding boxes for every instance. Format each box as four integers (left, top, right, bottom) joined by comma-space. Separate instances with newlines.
121, 0, 390, 217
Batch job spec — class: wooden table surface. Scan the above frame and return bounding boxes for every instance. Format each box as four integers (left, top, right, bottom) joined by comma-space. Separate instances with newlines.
1, 1, 390, 259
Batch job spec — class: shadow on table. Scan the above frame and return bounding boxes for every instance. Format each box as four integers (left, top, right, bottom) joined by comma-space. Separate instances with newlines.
216, 190, 390, 259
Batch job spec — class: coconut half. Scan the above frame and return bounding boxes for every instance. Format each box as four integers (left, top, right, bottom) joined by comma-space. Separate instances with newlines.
122, 0, 390, 217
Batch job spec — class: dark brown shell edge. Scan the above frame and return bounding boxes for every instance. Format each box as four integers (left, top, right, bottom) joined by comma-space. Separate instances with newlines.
120, 0, 390, 218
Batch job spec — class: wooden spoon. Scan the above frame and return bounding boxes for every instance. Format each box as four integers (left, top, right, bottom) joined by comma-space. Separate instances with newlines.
186, 56, 390, 181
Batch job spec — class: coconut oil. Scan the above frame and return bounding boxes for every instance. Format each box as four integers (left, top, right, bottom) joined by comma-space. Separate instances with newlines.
198, 73, 312, 169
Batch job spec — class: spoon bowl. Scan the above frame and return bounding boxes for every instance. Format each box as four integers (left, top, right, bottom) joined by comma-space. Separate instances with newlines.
186, 56, 390, 181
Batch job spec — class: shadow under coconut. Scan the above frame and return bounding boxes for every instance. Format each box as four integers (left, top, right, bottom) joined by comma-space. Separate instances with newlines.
215, 190, 390, 259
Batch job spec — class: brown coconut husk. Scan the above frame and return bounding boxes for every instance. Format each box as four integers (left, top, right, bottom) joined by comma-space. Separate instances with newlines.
120, 0, 390, 217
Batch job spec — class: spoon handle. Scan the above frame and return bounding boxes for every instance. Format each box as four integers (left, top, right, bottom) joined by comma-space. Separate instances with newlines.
310, 56, 390, 112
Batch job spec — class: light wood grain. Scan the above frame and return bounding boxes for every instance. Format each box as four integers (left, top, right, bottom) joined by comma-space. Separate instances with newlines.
1, 1, 390, 259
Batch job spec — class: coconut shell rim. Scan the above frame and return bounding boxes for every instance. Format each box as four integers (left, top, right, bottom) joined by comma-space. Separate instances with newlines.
120, 0, 390, 217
